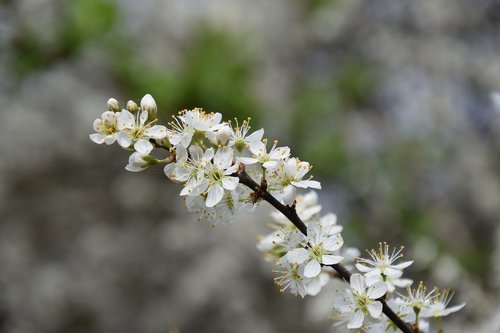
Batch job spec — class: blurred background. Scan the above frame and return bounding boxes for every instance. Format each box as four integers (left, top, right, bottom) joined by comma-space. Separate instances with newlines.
0, 0, 499, 332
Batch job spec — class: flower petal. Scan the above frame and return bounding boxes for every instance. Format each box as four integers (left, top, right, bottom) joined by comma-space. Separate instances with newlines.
116, 131, 132, 148
134, 139, 153, 155
245, 128, 264, 143
394, 261, 413, 270
367, 281, 388, 299
282, 185, 296, 206
144, 125, 167, 139
286, 248, 310, 264
441, 303, 465, 317
206, 184, 224, 207
304, 259, 321, 278
89, 133, 106, 144
117, 109, 135, 130
214, 147, 233, 169
222, 176, 239, 190
347, 310, 364, 329
350, 273, 366, 294
367, 301, 383, 318
321, 254, 343, 265
355, 263, 373, 273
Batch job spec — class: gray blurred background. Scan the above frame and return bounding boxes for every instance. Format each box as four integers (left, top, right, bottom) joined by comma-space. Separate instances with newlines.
1, 0, 500, 332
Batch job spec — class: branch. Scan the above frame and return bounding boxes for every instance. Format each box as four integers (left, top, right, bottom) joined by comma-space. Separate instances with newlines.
236, 164, 414, 333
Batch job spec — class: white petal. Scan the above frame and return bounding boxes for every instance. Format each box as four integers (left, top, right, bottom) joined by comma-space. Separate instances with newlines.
117, 109, 135, 130
139, 110, 148, 125
441, 303, 465, 316
214, 147, 233, 169
323, 234, 344, 251
206, 184, 224, 207
384, 267, 404, 278
222, 176, 239, 190
203, 148, 215, 162
103, 134, 117, 145
163, 164, 176, 180
269, 146, 290, 160
365, 268, 383, 278
304, 259, 322, 278
347, 310, 364, 329
125, 164, 143, 172
262, 160, 279, 169
364, 274, 382, 287
350, 273, 366, 294
245, 128, 264, 143
248, 140, 265, 155
394, 261, 413, 270
191, 180, 208, 196
116, 131, 132, 148
89, 133, 105, 144
321, 254, 343, 265
291, 180, 322, 189
367, 301, 383, 318
392, 278, 413, 288
286, 248, 310, 264
367, 281, 388, 299
356, 264, 373, 273
144, 125, 167, 139
180, 132, 193, 148
282, 185, 296, 206
134, 139, 153, 155
306, 278, 322, 296
93, 119, 105, 132
237, 157, 258, 165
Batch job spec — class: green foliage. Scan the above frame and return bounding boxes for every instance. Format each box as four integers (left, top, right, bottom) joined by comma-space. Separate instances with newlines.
11, 0, 117, 76
301, 0, 337, 13
336, 60, 377, 107
110, 26, 261, 122
63, 0, 117, 49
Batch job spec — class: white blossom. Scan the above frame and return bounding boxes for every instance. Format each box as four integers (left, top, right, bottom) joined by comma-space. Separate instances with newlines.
194, 147, 239, 207
421, 289, 465, 319
273, 257, 308, 297
286, 222, 343, 278
333, 273, 388, 329
238, 139, 290, 170
228, 119, 264, 153
89, 111, 120, 145
398, 282, 436, 316
268, 158, 321, 206
356, 242, 413, 292
116, 109, 167, 154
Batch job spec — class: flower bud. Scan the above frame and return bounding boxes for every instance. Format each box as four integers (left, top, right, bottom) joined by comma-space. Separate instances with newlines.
126, 100, 139, 113
141, 94, 157, 119
107, 98, 121, 112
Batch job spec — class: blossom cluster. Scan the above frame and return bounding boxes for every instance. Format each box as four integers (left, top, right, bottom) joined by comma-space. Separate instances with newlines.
90, 94, 320, 224
256, 192, 465, 331
90, 94, 465, 332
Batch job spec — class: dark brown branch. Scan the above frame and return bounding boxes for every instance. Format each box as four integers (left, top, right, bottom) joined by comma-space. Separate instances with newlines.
236, 164, 414, 333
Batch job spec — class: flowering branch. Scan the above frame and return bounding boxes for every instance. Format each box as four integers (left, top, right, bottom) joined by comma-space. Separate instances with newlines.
90, 94, 465, 333
236, 164, 414, 333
